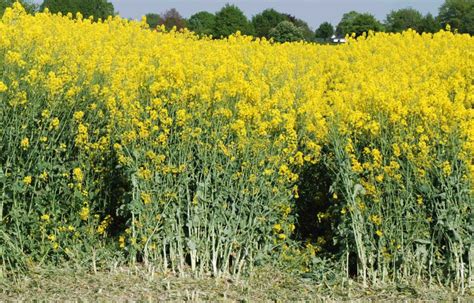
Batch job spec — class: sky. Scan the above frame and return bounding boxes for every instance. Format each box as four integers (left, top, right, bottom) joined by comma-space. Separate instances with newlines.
34, 0, 446, 29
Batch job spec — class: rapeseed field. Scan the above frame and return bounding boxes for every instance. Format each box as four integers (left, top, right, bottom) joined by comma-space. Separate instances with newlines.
0, 3, 472, 289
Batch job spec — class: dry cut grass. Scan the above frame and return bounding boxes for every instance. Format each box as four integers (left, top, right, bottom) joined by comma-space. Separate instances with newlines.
1, 266, 472, 302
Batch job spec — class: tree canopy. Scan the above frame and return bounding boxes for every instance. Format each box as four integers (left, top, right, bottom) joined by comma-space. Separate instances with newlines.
158, 8, 186, 30
251, 8, 288, 38
145, 13, 161, 30
438, 0, 474, 34
419, 13, 442, 33
269, 20, 305, 43
336, 11, 384, 37
32, 1, 474, 41
1, 0, 37, 15
385, 8, 424, 32
40, 0, 114, 20
282, 13, 314, 40
315, 22, 334, 40
188, 11, 216, 36
213, 4, 254, 37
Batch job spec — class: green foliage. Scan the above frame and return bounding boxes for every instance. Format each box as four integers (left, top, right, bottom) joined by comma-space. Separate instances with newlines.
324, 126, 473, 288
282, 13, 314, 41
438, 0, 474, 34
146, 9, 186, 31
269, 21, 305, 43
293, 18, 314, 41
315, 22, 334, 40
145, 13, 160, 30
336, 11, 359, 36
336, 11, 384, 37
385, 8, 424, 32
0, 73, 115, 271
1, 0, 36, 15
40, 0, 65, 13
159, 8, 186, 30
252, 8, 288, 38
40, 0, 114, 20
213, 4, 253, 37
419, 13, 442, 33
188, 11, 216, 36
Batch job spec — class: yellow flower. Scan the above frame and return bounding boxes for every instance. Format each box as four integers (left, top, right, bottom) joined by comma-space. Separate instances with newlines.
351, 158, 363, 173
73, 167, 84, 183
0, 81, 8, 92
273, 223, 282, 232
75, 123, 89, 146
73, 111, 84, 121
417, 195, 423, 205
50, 117, 60, 130
392, 144, 401, 157
370, 214, 382, 226
376, 230, 383, 237
441, 161, 452, 176
366, 120, 380, 136
23, 176, 32, 186
137, 167, 152, 180
41, 109, 50, 119
40, 214, 50, 221
375, 174, 384, 183
263, 168, 273, 176
39, 171, 48, 181
79, 206, 90, 221
141, 192, 152, 205
119, 236, 126, 248
97, 215, 111, 235
371, 149, 382, 167
20, 137, 29, 150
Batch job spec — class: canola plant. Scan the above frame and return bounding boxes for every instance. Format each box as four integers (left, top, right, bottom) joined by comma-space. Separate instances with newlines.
0, 4, 472, 286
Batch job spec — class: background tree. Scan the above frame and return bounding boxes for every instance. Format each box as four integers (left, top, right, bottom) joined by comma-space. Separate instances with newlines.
1, 0, 37, 15
251, 8, 287, 38
145, 13, 161, 29
40, 0, 73, 14
336, 11, 384, 37
283, 13, 314, 41
419, 13, 442, 33
188, 11, 216, 36
80, 0, 114, 20
159, 8, 186, 30
315, 21, 334, 41
293, 18, 314, 41
385, 8, 423, 32
438, 0, 474, 34
335, 10, 358, 36
40, 0, 114, 20
213, 4, 254, 37
268, 20, 304, 43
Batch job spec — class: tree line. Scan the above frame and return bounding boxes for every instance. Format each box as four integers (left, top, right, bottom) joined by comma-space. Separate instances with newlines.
1, 0, 473, 42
